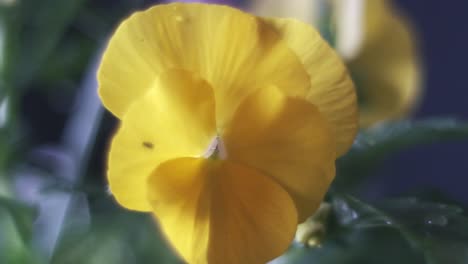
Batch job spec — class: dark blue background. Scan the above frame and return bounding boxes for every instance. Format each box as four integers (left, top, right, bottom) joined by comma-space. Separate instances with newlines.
365, 0, 468, 205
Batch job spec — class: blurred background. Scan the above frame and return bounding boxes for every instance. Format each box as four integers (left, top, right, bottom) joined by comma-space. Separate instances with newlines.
359, 0, 468, 205
0, 0, 467, 263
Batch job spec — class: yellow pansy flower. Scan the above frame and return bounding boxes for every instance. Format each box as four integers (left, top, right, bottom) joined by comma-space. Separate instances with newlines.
251, 0, 421, 127
346, 0, 421, 127
98, 3, 357, 264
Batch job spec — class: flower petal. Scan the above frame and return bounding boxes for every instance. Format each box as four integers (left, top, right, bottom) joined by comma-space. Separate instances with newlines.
262, 18, 358, 157
148, 158, 298, 264
107, 69, 216, 211
98, 3, 311, 127
350, 0, 421, 127
223, 85, 335, 222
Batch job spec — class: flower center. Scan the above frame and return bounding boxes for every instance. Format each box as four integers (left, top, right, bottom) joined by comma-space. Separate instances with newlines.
203, 135, 227, 160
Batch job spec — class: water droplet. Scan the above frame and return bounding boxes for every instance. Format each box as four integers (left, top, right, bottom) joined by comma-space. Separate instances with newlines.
355, 218, 393, 229
424, 215, 448, 226
307, 238, 322, 248
334, 199, 359, 224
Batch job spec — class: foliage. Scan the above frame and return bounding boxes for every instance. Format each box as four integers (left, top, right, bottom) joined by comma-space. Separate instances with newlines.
276, 194, 468, 264
335, 118, 468, 191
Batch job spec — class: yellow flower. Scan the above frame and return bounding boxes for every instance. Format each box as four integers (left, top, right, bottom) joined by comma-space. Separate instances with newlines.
98, 3, 357, 264
251, 0, 422, 127
347, 0, 422, 127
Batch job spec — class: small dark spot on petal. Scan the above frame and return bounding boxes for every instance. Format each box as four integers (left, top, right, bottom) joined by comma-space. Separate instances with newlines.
142, 141, 154, 149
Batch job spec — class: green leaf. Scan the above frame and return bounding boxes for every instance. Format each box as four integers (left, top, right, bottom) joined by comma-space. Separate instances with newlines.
0, 196, 39, 264
0, 4, 18, 87
332, 195, 468, 264
13, 0, 86, 88
274, 196, 424, 264
376, 198, 468, 264
335, 118, 468, 190
277, 195, 468, 264
0, 196, 36, 242
52, 209, 182, 264
273, 228, 424, 264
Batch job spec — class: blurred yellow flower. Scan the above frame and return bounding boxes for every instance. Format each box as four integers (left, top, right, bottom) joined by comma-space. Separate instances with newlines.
347, 0, 422, 126
98, 3, 357, 263
251, 0, 422, 127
